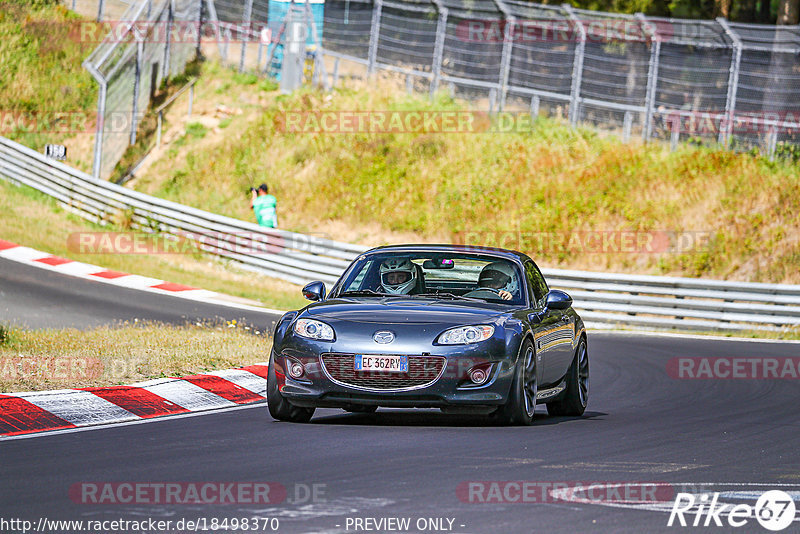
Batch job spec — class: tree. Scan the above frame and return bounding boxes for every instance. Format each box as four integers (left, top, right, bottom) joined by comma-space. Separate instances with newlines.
777, 0, 800, 23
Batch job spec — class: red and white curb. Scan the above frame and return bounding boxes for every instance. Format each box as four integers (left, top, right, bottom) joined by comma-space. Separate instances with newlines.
0, 364, 269, 438
0, 239, 283, 314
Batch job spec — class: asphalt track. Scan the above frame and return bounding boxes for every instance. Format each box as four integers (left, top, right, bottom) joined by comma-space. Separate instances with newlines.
2, 260, 799, 533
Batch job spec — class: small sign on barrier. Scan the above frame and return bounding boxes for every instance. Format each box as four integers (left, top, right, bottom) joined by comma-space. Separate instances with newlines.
44, 144, 67, 161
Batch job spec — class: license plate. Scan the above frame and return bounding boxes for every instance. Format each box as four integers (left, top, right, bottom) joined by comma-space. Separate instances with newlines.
354, 355, 408, 373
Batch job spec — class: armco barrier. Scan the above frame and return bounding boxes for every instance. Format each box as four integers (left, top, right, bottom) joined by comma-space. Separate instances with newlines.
2, 135, 799, 333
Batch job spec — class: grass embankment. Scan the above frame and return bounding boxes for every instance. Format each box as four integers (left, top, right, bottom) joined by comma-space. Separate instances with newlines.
0, 179, 308, 310
0, 0, 97, 167
134, 74, 800, 284
0, 322, 270, 392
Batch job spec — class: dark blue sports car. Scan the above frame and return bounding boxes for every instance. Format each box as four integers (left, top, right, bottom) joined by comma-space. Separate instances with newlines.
267, 244, 588, 425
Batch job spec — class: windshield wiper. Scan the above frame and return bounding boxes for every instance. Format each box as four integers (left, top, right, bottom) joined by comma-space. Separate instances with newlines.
339, 289, 394, 297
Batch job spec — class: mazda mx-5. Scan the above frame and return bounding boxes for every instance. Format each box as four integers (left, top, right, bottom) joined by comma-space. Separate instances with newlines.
267, 244, 589, 425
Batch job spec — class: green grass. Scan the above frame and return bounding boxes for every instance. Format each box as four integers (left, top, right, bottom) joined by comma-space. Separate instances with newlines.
0, 178, 309, 311
133, 77, 800, 285
0, 0, 97, 150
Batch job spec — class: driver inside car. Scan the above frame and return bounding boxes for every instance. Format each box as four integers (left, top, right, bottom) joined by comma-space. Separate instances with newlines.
378, 258, 418, 295
465, 262, 517, 301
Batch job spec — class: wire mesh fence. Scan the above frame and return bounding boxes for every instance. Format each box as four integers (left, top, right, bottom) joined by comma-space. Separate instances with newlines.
316, 0, 800, 156
77, 0, 201, 179
74, 0, 800, 180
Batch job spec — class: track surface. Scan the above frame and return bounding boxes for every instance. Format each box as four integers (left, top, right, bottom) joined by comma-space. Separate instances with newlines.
0, 257, 280, 331
2, 260, 799, 533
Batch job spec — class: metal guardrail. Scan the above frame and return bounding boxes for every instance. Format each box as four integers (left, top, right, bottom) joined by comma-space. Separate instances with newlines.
2, 135, 799, 333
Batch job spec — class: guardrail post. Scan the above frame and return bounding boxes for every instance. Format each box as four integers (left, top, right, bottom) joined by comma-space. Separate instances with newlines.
717, 17, 742, 147
367, 0, 383, 76
429, 2, 448, 98
563, 4, 586, 127
239, 0, 254, 73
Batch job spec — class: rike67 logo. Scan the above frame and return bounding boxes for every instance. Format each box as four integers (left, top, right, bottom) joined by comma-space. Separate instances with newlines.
668, 490, 796, 531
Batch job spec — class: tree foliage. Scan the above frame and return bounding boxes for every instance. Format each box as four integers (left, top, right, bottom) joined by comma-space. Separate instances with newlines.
543, 0, 799, 23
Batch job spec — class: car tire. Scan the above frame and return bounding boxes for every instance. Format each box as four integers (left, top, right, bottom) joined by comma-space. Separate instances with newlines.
267, 357, 315, 423
546, 337, 588, 417
344, 406, 378, 414
492, 339, 537, 426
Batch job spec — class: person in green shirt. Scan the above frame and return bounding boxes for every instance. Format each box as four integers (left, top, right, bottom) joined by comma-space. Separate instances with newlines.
250, 183, 278, 228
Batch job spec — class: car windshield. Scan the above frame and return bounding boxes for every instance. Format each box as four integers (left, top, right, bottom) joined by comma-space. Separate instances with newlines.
335, 251, 525, 305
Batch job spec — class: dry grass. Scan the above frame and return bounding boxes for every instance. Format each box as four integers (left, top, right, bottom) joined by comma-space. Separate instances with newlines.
132, 67, 800, 284
0, 321, 271, 392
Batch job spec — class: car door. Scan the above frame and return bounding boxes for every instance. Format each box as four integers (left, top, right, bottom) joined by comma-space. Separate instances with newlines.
524, 261, 575, 386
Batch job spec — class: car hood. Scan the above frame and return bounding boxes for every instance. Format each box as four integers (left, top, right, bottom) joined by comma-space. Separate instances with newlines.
304, 297, 509, 326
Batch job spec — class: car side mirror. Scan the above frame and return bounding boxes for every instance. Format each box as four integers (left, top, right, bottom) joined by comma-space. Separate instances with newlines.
545, 289, 572, 311
302, 281, 326, 301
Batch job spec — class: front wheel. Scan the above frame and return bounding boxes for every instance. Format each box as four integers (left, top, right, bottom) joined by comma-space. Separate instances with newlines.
492, 340, 537, 426
267, 357, 315, 423
546, 337, 588, 417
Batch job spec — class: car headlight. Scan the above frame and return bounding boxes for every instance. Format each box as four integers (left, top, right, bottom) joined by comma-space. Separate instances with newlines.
294, 318, 335, 341
437, 325, 494, 345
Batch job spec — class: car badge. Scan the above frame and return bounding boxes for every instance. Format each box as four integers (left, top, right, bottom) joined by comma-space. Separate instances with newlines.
373, 331, 395, 344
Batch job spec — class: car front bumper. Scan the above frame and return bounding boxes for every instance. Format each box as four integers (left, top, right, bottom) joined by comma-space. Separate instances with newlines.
271, 344, 517, 410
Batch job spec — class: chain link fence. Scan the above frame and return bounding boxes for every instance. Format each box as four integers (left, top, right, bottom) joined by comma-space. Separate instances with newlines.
317, 0, 800, 155
77, 0, 201, 179
74, 0, 800, 179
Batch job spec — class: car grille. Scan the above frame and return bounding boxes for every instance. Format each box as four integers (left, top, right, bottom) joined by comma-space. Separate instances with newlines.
320, 354, 446, 391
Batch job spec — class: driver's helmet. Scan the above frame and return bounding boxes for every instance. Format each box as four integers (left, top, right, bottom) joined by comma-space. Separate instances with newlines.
379, 258, 417, 294
477, 262, 518, 295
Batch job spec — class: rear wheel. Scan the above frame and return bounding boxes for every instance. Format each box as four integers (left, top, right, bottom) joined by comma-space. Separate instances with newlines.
267, 357, 315, 423
492, 340, 537, 426
546, 337, 588, 417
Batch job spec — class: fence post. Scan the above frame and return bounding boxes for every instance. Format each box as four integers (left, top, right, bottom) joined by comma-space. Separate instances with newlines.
492, 0, 515, 111
637, 13, 660, 142
367, 0, 383, 76
163, 0, 175, 80
717, 17, 742, 147
197, 0, 205, 57
205, 0, 227, 62
563, 4, 585, 126
429, 2, 448, 98
84, 61, 107, 180
530, 95, 540, 118
239, 0, 254, 73
131, 39, 144, 145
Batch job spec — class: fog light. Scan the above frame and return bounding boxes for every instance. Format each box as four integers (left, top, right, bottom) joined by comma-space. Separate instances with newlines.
288, 361, 305, 379
469, 367, 489, 385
